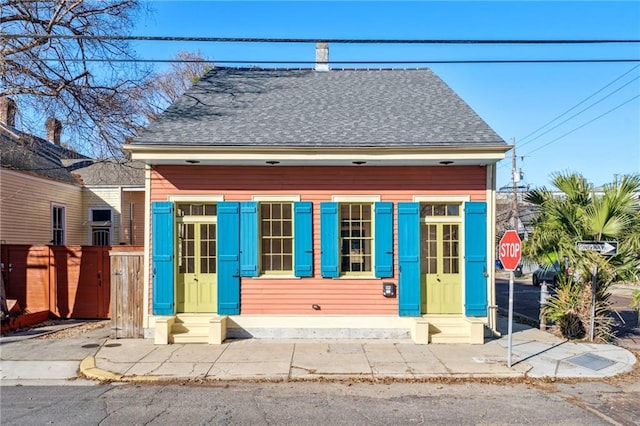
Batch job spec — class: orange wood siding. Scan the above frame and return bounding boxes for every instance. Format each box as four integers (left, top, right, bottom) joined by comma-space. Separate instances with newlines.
149, 165, 487, 315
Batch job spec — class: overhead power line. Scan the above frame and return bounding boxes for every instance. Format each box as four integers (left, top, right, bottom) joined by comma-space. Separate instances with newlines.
22, 58, 640, 64
517, 64, 640, 148
525, 94, 640, 156
4, 35, 640, 44
517, 74, 640, 149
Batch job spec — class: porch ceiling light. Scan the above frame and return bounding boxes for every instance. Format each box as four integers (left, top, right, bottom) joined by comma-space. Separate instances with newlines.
185, 160, 200, 164
352, 161, 366, 165
266, 160, 280, 165
439, 161, 454, 165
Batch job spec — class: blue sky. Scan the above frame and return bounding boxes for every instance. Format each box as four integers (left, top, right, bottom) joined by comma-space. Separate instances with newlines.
135, 1, 640, 189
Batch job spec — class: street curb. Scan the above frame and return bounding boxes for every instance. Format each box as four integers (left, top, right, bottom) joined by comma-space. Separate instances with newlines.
79, 356, 159, 383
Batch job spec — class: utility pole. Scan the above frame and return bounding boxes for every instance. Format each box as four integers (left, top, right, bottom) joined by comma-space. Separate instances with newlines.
511, 138, 518, 232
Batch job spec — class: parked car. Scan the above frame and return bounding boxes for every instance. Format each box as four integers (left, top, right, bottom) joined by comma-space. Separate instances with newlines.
532, 262, 561, 286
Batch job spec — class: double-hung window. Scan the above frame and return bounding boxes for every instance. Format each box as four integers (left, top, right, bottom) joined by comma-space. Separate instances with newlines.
240, 200, 313, 278
51, 204, 65, 245
260, 202, 293, 274
340, 203, 373, 274
321, 201, 393, 278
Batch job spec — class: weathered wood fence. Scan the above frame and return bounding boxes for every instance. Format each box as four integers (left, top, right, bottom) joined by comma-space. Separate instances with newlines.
110, 248, 144, 338
1, 245, 144, 335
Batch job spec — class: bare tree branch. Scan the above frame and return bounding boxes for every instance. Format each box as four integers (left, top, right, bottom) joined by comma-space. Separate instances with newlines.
1, 0, 154, 157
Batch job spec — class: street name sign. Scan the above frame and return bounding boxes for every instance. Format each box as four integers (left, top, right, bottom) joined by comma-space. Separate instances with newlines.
499, 230, 522, 271
576, 241, 618, 256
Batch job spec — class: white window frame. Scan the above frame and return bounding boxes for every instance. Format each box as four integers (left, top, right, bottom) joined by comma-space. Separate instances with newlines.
51, 203, 66, 245
88, 207, 113, 246
331, 196, 380, 278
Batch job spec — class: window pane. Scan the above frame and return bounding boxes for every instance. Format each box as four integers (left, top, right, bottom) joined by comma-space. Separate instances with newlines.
272, 221, 281, 236
272, 203, 281, 219
261, 255, 271, 271
421, 204, 433, 216
92, 209, 111, 221
204, 204, 217, 216
283, 239, 292, 253
361, 204, 371, 219
447, 204, 459, 216
283, 221, 292, 237
261, 204, 270, 219
282, 204, 292, 219
261, 220, 271, 236
283, 255, 292, 271
433, 204, 446, 216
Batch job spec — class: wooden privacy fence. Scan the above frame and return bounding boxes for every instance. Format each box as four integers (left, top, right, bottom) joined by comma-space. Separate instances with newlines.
1, 245, 143, 324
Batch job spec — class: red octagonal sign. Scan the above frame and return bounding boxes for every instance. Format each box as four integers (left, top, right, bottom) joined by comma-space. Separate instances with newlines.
499, 230, 522, 271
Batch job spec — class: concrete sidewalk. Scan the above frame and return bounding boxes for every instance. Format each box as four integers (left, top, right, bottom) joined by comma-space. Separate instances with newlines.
1, 317, 636, 385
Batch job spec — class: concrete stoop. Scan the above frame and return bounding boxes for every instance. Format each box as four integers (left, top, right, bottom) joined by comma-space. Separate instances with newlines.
152, 314, 483, 345
155, 314, 227, 345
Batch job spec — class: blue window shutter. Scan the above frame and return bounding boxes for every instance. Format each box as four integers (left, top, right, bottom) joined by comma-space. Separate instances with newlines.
320, 202, 339, 278
398, 202, 420, 316
294, 202, 313, 277
152, 201, 174, 315
465, 202, 488, 317
240, 202, 258, 277
218, 202, 240, 315
374, 202, 393, 278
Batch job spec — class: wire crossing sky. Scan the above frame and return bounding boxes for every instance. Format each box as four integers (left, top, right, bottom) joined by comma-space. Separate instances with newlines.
6, 1, 638, 188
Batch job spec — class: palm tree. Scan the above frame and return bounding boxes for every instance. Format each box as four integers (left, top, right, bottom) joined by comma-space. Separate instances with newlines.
523, 172, 640, 341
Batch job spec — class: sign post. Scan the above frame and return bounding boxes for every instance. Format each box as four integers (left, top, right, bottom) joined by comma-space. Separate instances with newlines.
577, 241, 618, 342
499, 230, 522, 368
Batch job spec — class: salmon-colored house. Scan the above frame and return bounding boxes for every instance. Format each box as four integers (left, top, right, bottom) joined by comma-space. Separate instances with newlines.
128, 44, 511, 344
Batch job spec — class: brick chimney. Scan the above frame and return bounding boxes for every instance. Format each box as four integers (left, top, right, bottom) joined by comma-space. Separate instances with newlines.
45, 117, 62, 145
315, 42, 329, 72
0, 97, 17, 127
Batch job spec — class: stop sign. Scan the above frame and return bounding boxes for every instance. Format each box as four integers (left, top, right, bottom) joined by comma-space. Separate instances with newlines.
499, 230, 522, 271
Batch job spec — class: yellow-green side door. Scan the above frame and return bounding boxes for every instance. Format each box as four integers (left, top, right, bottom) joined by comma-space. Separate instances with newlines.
176, 222, 217, 313
421, 222, 462, 314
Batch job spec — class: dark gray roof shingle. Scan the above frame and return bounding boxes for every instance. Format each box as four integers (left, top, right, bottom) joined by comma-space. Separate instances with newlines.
73, 159, 145, 186
133, 68, 506, 147
0, 123, 87, 184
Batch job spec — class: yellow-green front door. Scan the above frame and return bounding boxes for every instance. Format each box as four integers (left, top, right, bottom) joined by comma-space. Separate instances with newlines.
421, 222, 462, 314
176, 222, 217, 313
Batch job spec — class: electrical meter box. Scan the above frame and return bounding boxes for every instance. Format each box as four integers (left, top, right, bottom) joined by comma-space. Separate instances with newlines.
382, 282, 396, 298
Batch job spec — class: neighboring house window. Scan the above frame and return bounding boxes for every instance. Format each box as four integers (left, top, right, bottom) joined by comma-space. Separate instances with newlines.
340, 203, 373, 274
260, 202, 293, 274
90, 208, 112, 246
51, 204, 65, 245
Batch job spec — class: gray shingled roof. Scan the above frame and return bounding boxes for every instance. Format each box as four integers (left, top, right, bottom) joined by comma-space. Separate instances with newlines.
73, 159, 145, 186
133, 68, 506, 147
0, 124, 85, 184
1, 123, 143, 186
